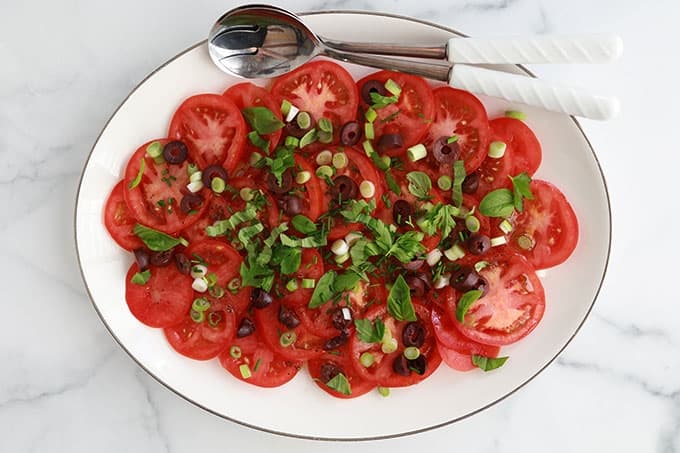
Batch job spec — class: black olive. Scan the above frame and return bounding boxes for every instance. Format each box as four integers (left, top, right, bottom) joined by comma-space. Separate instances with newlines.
236, 317, 255, 338
174, 252, 191, 275
340, 121, 362, 146
150, 249, 174, 267
265, 169, 294, 194
250, 288, 273, 309
180, 193, 204, 214
285, 120, 309, 138
466, 233, 491, 256
320, 362, 343, 383
451, 265, 481, 292
133, 248, 151, 271
462, 172, 480, 194
392, 199, 413, 226
377, 133, 403, 152
392, 354, 411, 376
330, 175, 359, 200
402, 322, 426, 348
323, 332, 349, 351
403, 259, 424, 271
331, 307, 353, 331
361, 79, 388, 104
278, 305, 300, 329
405, 274, 430, 297
408, 355, 427, 375
162, 141, 188, 165
202, 164, 229, 187
277, 195, 303, 216
474, 275, 490, 297
432, 136, 460, 164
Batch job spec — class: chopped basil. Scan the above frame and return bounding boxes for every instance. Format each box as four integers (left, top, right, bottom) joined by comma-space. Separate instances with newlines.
128, 158, 145, 189
451, 160, 466, 208
325, 372, 351, 395
387, 275, 416, 321
455, 289, 483, 322
509, 172, 534, 212
406, 171, 432, 200
133, 224, 184, 251
354, 318, 385, 343
472, 355, 509, 371
130, 269, 151, 285
242, 106, 284, 135
479, 188, 515, 218
291, 214, 317, 234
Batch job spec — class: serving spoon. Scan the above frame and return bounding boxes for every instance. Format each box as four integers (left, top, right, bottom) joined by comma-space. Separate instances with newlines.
208, 4, 621, 120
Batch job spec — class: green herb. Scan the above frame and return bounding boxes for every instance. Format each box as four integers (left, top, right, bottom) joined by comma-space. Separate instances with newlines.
253, 357, 262, 372
206, 205, 258, 237
509, 172, 533, 212
334, 271, 361, 292
128, 158, 145, 189
325, 372, 351, 395
291, 215, 317, 234
369, 91, 399, 109
380, 109, 401, 123
276, 247, 302, 275
451, 160, 466, 208
381, 194, 392, 208
240, 254, 275, 292
386, 230, 425, 263
479, 189, 515, 218
260, 147, 295, 186
308, 271, 337, 308
472, 355, 509, 371
354, 318, 385, 343
130, 269, 151, 285
247, 130, 270, 153
406, 171, 432, 200
387, 275, 416, 321
419, 203, 458, 239
455, 289, 483, 322
242, 106, 284, 135
237, 223, 264, 249
133, 224, 184, 251
385, 170, 401, 195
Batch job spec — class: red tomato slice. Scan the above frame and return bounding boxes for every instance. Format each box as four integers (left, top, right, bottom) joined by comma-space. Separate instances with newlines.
104, 180, 143, 250
219, 331, 302, 388
430, 298, 500, 357
502, 179, 579, 269
125, 263, 193, 328
164, 307, 236, 360
254, 296, 326, 361
357, 71, 434, 155
185, 240, 251, 315
308, 347, 375, 399
223, 82, 283, 155
349, 303, 441, 387
422, 87, 489, 174
447, 250, 545, 346
123, 139, 210, 234
168, 94, 247, 170
492, 117, 542, 176
277, 249, 325, 307
437, 342, 475, 372
270, 60, 359, 134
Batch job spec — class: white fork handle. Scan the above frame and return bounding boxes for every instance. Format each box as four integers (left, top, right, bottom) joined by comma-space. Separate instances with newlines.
448, 34, 623, 64
450, 64, 620, 120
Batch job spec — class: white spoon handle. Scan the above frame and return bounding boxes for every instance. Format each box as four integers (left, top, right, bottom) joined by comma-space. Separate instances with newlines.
449, 64, 620, 120
448, 34, 623, 64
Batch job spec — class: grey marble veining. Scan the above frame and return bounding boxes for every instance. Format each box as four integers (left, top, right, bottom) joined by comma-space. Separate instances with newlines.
1, 0, 678, 451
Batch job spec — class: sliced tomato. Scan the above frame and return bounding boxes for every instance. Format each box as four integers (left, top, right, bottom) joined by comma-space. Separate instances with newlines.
219, 331, 302, 387
447, 250, 545, 346
277, 248, 325, 307
185, 240, 251, 315
223, 82, 283, 155
168, 94, 246, 170
437, 342, 476, 372
125, 263, 193, 328
308, 346, 375, 399
357, 71, 434, 155
164, 307, 236, 360
349, 303, 441, 387
501, 179, 579, 270
254, 296, 326, 361
430, 298, 500, 357
270, 60, 359, 136
123, 139, 210, 234
104, 180, 143, 250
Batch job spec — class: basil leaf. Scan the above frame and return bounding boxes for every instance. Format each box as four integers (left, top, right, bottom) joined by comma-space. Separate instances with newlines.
406, 171, 432, 200
279, 247, 302, 275
291, 215, 317, 234
133, 224, 184, 251
130, 269, 151, 285
509, 172, 534, 212
128, 157, 145, 189
354, 318, 385, 343
451, 160, 466, 208
308, 271, 337, 308
387, 275, 416, 321
455, 289, 483, 322
385, 169, 402, 195
325, 372, 352, 395
479, 189, 515, 218
472, 355, 509, 371
334, 271, 361, 293
349, 239, 379, 266
242, 106, 284, 135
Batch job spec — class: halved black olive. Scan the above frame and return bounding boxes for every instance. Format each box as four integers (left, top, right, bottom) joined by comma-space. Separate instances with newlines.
402, 322, 426, 348
150, 249, 174, 267
451, 265, 481, 292
162, 141, 188, 165
331, 307, 353, 331
393, 355, 411, 376
340, 121, 362, 146
432, 136, 460, 164
361, 79, 388, 104
330, 175, 359, 200
320, 361, 343, 383
377, 133, 403, 152
250, 288, 273, 309
265, 169, 294, 194
278, 305, 300, 329
202, 164, 229, 187
133, 248, 150, 271
180, 193, 204, 214
462, 172, 480, 194
236, 317, 255, 338
277, 195, 302, 216
392, 199, 413, 226
174, 252, 191, 275
466, 233, 491, 256
323, 332, 349, 351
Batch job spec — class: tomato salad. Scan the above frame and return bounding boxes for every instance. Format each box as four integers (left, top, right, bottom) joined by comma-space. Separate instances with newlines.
104, 60, 578, 398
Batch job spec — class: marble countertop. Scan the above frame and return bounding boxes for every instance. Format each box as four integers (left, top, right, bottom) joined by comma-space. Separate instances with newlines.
2, 0, 678, 451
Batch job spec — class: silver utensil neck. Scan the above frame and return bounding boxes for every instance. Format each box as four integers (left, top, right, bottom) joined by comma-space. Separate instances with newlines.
320, 37, 448, 60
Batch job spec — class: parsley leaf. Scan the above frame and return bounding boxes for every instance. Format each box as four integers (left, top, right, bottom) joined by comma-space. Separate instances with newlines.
455, 289, 483, 322
406, 171, 432, 200
240, 255, 275, 292
509, 172, 534, 212
260, 147, 295, 186
242, 106, 284, 135
419, 203, 458, 239
325, 372, 352, 395
354, 318, 385, 343
387, 275, 416, 321
386, 230, 425, 263
472, 355, 509, 371
308, 271, 337, 308
479, 189, 515, 218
